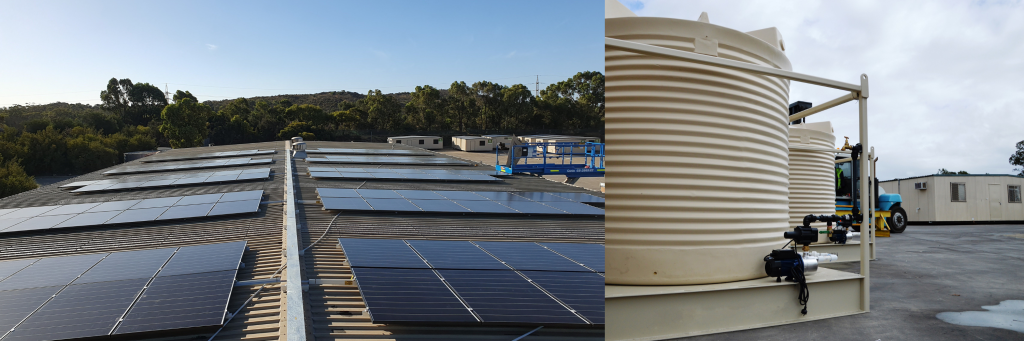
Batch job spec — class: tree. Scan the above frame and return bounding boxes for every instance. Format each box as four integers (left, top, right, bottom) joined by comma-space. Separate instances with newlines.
364, 90, 403, 131
81, 110, 122, 134
499, 84, 534, 131
209, 98, 256, 145
1010, 141, 1024, 175
405, 85, 443, 131
472, 81, 505, 130
537, 71, 605, 131
937, 168, 969, 175
0, 155, 37, 198
100, 78, 168, 126
159, 98, 211, 148
173, 90, 198, 103
278, 121, 313, 140
445, 81, 477, 132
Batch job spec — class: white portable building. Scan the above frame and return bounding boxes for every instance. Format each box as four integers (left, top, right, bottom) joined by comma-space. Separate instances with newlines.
387, 136, 443, 150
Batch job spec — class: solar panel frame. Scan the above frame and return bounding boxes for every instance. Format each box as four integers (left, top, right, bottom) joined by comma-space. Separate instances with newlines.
4, 278, 150, 341
406, 240, 508, 270
113, 270, 237, 335
337, 238, 429, 269
519, 271, 605, 324
352, 267, 477, 323
438, 269, 585, 324
537, 243, 605, 273
140, 149, 275, 163
474, 242, 591, 272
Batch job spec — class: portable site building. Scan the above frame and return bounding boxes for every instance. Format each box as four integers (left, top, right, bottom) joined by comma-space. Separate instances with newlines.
387, 136, 443, 150
452, 136, 494, 151
483, 135, 515, 149
880, 174, 1024, 223
542, 136, 601, 154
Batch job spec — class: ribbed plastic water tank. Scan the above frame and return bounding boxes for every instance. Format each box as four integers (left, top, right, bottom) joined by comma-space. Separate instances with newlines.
788, 122, 837, 242
606, 16, 793, 285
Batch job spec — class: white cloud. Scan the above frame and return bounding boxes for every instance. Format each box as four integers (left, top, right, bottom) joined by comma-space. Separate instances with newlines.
206, 43, 218, 51
369, 48, 390, 60
506, 50, 517, 58
623, 0, 1024, 179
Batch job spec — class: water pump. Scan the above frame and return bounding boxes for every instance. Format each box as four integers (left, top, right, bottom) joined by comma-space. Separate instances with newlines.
762, 214, 843, 315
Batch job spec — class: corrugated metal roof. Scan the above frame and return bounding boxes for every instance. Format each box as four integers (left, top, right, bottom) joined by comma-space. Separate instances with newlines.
881, 173, 1024, 183
0, 140, 606, 340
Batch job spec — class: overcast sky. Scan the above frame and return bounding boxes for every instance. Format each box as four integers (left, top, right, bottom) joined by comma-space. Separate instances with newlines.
0, 0, 602, 107
618, 0, 1024, 180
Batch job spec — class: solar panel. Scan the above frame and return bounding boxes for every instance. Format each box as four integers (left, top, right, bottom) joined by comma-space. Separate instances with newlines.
113, 270, 236, 335
0, 191, 264, 234
0, 241, 245, 339
338, 238, 428, 269
5, 278, 149, 341
75, 247, 176, 284
352, 268, 477, 323
307, 148, 434, 156
317, 189, 603, 216
157, 241, 246, 277
474, 242, 591, 272
438, 269, 585, 324
103, 158, 272, 175
538, 243, 605, 273
308, 167, 499, 182
141, 149, 275, 163
0, 258, 37, 281
520, 271, 605, 324
0, 286, 65, 335
306, 155, 471, 166
0, 253, 105, 292
406, 240, 507, 270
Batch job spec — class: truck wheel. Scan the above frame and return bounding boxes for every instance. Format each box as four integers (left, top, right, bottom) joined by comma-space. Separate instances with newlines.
887, 206, 908, 233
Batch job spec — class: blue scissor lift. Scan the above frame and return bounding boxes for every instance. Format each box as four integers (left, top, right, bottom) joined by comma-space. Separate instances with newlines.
495, 142, 605, 184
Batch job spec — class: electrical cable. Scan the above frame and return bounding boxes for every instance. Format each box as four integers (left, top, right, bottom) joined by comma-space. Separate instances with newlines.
303, 211, 343, 254
791, 265, 809, 315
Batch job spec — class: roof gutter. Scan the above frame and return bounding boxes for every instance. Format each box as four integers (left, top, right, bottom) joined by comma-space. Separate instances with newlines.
284, 140, 309, 340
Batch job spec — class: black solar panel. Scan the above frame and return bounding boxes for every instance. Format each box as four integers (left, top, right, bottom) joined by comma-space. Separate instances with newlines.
308, 167, 499, 182
66, 168, 271, 193
438, 270, 584, 324
539, 243, 605, 273
103, 158, 272, 175
474, 242, 590, 272
520, 271, 605, 324
307, 148, 434, 156
353, 268, 477, 323
75, 247, 175, 284
0, 253, 105, 292
5, 278, 149, 341
0, 241, 245, 340
158, 241, 246, 277
0, 191, 264, 234
113, 270, 236, 335
306, 155, 471, 166
338, 238, 428, 269
316, 189, 603, 216
0, 286, 65, 335
141, 149, 275, 162
406, 240, 507, 270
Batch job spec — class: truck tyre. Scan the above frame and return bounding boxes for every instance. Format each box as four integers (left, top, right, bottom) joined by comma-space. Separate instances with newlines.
887, 206, 908, 233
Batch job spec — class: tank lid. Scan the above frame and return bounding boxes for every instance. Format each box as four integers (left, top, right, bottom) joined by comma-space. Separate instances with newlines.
791, 121, 833, 135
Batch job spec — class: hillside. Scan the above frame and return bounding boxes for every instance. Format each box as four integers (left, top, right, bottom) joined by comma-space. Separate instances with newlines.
202, 90, 433, 112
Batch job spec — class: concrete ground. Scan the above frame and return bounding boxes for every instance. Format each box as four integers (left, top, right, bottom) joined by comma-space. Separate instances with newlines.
680, 224, 1024, 341
437, 148, 604, 193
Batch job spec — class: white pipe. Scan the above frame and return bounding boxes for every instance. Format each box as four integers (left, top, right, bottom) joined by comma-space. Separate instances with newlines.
789, 92, 858, 122
859, 75, 870, 312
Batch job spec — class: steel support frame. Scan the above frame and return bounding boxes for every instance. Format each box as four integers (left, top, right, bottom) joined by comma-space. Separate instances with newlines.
605, 37, 872, 338
284, 141, 309, 340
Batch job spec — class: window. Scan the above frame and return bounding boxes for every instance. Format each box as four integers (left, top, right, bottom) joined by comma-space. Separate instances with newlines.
419, 139, 424, 145
1010, 185, 1022, 203
950, 182, 966, 202
433, 139, 439, 144
479, 140, 486, 146
395, 140, 401, 144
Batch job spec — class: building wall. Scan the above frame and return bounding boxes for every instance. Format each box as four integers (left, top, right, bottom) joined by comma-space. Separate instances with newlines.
882, 175, 1024, 222
388, 136, 443, 150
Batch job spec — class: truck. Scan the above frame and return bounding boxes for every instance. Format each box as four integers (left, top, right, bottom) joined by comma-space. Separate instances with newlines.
834, 139, 908, 235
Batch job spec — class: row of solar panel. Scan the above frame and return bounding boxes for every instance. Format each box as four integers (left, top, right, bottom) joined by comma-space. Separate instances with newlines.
307, 167, 511, 177
104, 158, 273, 175
317, 189, 605, 215
0, 242, 244, 340
338, 239, 604, 325
306, 155, 470, 165
318, 188, 603, 203
142, 149, 275, 163
62, 168, 272, 193
0, 190, 264, 234
309, 170, 497, 181
306, 148, 433, 156
339, 239, 604, 273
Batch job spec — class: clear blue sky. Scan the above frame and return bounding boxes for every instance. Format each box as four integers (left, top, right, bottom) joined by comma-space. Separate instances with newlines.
0, 0, 603, 107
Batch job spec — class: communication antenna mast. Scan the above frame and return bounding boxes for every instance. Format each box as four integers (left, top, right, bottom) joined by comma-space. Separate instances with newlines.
535, 75, 540, 97
164, 84, 172, 102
